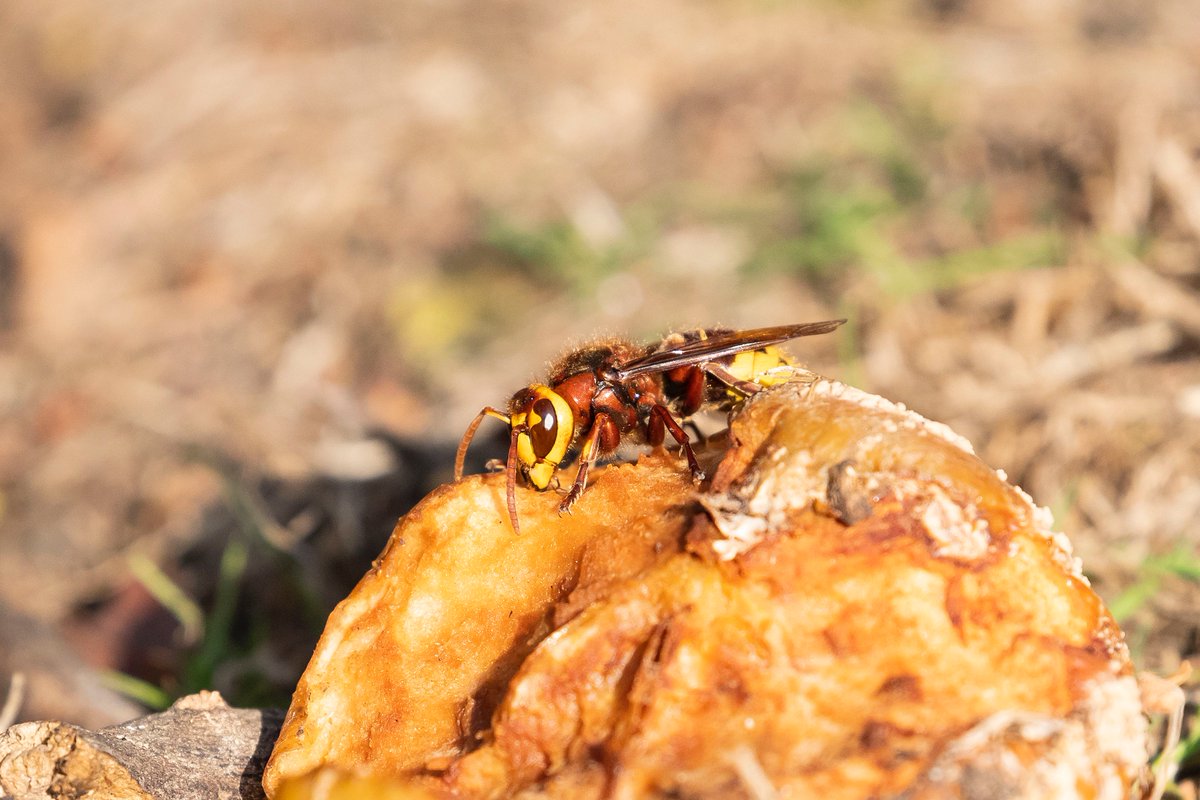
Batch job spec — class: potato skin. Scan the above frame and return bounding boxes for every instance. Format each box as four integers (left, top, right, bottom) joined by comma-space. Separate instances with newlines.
265, 378, 1146, 800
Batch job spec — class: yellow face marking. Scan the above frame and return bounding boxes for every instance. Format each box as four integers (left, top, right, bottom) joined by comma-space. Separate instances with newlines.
511, 384, 574, 490
526, 461, 557, 490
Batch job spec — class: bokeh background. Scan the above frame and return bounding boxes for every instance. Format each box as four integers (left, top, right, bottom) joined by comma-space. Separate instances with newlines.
1, 0, 1198, 784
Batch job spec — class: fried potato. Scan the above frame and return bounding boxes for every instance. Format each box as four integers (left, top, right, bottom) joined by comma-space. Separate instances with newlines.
264, 378, 1146, 799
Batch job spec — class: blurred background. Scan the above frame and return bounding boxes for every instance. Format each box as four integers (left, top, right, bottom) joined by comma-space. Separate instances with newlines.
0, 0, 1197, 784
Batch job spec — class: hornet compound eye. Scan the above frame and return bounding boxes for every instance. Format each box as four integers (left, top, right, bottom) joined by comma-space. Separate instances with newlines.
529, 397, 558, 460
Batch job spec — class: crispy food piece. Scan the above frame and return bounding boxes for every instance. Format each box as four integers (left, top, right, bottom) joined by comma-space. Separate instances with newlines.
264, 377, 1147, 800
272, 767, 440, 800
263, 450, 696, 792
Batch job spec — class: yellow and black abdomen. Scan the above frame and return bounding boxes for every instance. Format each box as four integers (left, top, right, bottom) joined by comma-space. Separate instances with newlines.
724, 344, 794, 391
658, 328, 798, 416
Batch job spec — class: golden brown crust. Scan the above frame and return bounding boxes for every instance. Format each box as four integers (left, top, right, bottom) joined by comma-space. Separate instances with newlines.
262, 453, 694, 796
264, 378, 1146, 799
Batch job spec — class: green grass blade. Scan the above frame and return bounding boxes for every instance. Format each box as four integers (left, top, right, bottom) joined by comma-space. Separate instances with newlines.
127, 553, 204, 645
100, 670, 172, 710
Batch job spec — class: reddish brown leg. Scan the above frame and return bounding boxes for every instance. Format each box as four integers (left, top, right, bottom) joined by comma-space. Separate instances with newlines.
559, 415, 619, 514
649, 407, 706, 448
648, 404, 704, 482
647, 407, 665, 447
700, 362, 762, 397
672, 365, 707, 417
455, 406, 511, 480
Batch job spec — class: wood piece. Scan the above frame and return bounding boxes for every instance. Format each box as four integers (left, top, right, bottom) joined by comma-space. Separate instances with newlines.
0, 691, 284, 800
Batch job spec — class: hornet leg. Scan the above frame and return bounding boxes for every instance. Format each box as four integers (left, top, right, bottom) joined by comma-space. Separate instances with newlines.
700, 362, 762, 397
559, 414, 619, 514
648, 404, 705, 482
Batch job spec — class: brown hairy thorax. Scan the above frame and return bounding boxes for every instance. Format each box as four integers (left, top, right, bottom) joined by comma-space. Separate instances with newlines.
541, 338, 660, 422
